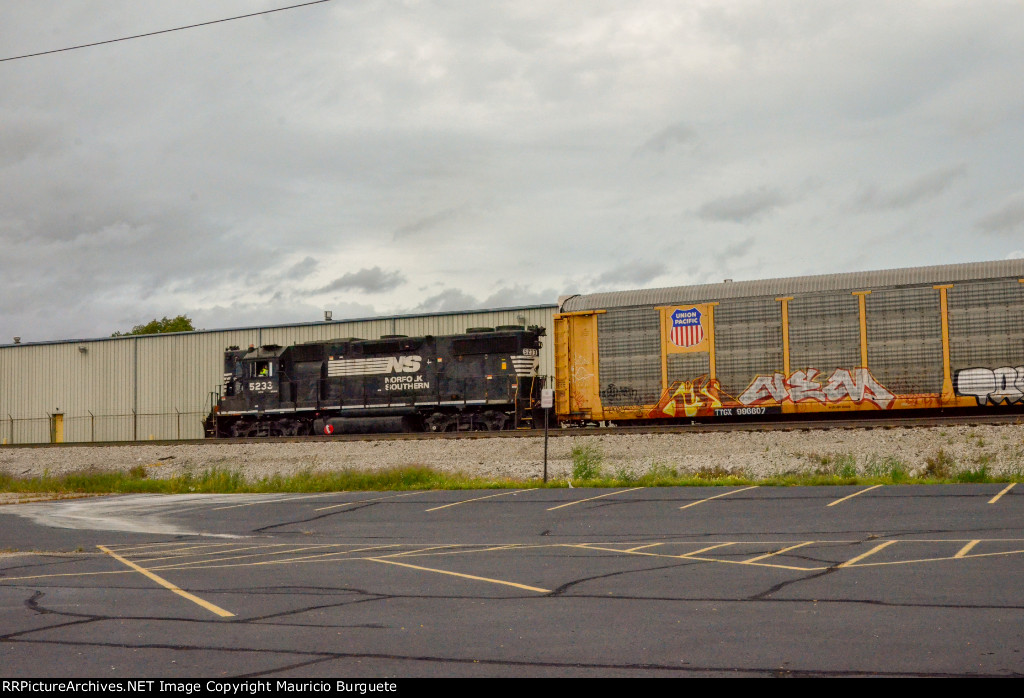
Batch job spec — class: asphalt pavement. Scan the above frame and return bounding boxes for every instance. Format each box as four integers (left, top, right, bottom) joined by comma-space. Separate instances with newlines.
1, 484, 1021, 677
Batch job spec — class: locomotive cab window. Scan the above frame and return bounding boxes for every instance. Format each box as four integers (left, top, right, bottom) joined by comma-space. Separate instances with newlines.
250, 361, 273, 377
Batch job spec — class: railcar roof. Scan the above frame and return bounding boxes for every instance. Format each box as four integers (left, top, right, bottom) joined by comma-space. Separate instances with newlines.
559, 259, 1024, 312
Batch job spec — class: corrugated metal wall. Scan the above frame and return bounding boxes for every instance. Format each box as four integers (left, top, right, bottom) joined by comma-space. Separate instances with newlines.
0, 306, 556, 444
866, 287, 943, 394
597, 307, 661, 406
949, 280, 1024, 370
788, 294, 860, 374
715, 298, 783, 397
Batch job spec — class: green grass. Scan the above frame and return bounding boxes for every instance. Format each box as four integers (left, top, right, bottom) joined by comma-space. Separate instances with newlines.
570, 443, 603, 480
1, 461, 1022, 495
0, 466, 530, 495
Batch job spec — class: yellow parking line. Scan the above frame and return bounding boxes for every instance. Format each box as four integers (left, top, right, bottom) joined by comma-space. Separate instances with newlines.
104, 541, 234, 554
0, 569, 132, 582
624, 543, 664, 553
134, 543, 275, 563
571, 542, 825, 571
954, 540, 980, 558
148, 544, 362, 569
989, 483, 1016, 504
154, 544, 405, 570
679, 486, 758, 510
827, 485, 882, 507
679, 542, 736, 558
212, 493, 341, 511
686, 555, 826, 571
547, 487, 644, 511
838, 540, 896, 568
366, 557, 550, 593
376, 543, 534, 560
315, 490, 423, 511
374, 544, 462, 558
744, 541, 814, 563
117, 543, 243, 561
97, 545, 234, 618
426, 489, 536, 512
845, 547, 1024, 568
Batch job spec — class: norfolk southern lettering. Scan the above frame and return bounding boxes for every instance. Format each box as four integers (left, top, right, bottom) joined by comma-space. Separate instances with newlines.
385, 374, 430, 391
207, 326, 546, 437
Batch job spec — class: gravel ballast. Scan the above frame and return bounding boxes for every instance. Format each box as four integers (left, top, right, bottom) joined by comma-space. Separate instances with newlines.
2, 424, 1023, 483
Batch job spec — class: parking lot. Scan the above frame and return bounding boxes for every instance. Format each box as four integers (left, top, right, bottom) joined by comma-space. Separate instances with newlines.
1, 484, 1022, 676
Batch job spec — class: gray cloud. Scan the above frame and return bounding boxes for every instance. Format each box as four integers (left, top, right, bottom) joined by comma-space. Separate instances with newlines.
977, 195, 1024, 234
1, 3, 1023, 343
713, 236, 755, 269
634, 123, 696, 156
697, 188, 786, 223
284, 256, 319, 281
594, 261, 668, 287
411, 288, 480, 313
481, 285, 558, 308
393, 208, 460, 240
192, 299, 377, 333
310, 267, 406, 295
856, 165, 967, 210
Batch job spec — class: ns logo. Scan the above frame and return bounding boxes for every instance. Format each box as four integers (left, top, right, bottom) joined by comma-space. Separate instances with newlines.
387, 356, 422, 373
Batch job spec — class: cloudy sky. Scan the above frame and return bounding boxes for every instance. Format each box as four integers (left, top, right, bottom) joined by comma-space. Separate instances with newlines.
3, 1, 1023, 343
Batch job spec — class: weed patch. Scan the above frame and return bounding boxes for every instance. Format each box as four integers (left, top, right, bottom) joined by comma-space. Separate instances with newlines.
956, 465, 989, 483
865, 456, 909, 483
571, 443, 604, 480
924, 449, 956, 479
815, 453, 857, 478
693, 465, 733, 480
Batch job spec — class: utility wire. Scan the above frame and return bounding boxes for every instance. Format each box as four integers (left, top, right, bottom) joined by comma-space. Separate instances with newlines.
0, 0, 332, 63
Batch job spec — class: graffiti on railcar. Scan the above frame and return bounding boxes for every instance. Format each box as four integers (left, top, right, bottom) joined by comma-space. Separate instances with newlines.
571, 354, 595, 410
954, 366, 1024, 405
648, 375, 727, 418
738, 368, 896, 409
600, 383, 645, 407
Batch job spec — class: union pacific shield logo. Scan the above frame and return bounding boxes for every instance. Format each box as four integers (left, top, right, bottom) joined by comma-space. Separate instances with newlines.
670, 308, 704, 348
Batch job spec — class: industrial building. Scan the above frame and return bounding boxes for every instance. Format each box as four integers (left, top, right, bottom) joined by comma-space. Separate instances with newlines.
0, 305, 557, 444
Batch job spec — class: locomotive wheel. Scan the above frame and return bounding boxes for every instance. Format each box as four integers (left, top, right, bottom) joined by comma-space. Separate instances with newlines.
426, 412, 458, 432
481, 410, 508, 431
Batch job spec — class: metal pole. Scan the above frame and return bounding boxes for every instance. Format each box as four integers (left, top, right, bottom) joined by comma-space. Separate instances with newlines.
539, 388, 554, 483
89, 411, 94, 442
543, 407, 549, 483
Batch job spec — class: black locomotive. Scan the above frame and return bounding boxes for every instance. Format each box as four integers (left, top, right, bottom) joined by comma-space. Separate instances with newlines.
205, 326, 546, 437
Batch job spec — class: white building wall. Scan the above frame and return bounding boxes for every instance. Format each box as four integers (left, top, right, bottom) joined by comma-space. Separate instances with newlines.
0, 306, 556, 444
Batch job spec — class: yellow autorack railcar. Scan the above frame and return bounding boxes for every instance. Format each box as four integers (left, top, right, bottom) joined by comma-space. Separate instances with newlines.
554, 260, 1024, 424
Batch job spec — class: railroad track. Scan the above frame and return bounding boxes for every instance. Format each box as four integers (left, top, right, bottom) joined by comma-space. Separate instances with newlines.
8, 411, 1022, 449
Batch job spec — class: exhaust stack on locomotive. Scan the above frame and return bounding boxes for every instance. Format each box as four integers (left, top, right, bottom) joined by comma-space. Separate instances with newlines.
206, 326, 546, 437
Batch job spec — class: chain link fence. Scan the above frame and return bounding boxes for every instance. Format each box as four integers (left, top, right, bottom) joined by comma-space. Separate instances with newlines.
0, 410, 209, 445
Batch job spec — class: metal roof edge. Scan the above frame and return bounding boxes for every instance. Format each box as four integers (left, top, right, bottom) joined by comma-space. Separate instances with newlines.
560, 259, 1024, 311
0, 304, 560, 349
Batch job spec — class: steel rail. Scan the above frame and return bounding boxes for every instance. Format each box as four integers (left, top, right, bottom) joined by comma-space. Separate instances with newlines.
4, 411, 1022, 449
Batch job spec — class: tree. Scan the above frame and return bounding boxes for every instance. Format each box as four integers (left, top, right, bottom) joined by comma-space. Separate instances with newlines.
111, 315, 196, 337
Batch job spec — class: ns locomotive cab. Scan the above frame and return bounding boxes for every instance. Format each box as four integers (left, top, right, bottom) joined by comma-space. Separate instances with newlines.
206, 326, 546, 437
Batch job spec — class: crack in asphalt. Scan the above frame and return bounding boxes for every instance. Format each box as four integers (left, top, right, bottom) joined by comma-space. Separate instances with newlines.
252, 503, 382, 533
3, 487, 1023, 677
1, 632, 1018, 678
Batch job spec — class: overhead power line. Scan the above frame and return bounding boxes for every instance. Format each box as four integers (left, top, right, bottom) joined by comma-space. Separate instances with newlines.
0, 0, 332, 63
